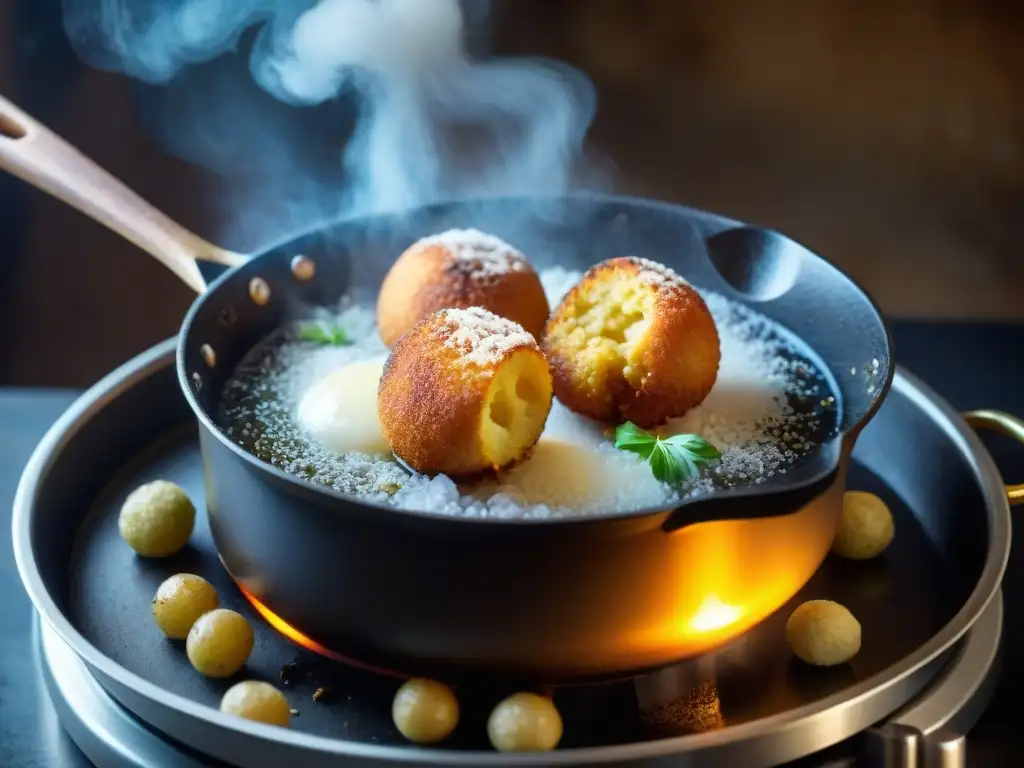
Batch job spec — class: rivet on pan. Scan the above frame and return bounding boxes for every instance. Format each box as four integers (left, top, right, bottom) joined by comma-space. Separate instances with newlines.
200, 344, 217, 368
219, 307, 237, 327
290, 255, 315, 281
191, 372, 203, 391
249, 277, 271, 306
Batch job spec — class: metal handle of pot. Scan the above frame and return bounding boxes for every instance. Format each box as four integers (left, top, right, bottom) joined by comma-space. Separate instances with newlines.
963, 410, 1024, 506
0, 93, 244, 295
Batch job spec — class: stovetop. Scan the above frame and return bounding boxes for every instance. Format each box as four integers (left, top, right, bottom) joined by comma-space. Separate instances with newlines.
2, 320, 1024, 767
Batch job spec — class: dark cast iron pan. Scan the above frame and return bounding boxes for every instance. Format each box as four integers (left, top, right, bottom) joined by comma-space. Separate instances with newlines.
1, 94, 896, 679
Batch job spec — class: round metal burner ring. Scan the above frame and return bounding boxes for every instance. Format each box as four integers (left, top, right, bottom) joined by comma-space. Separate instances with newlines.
36, 592, 1000, 768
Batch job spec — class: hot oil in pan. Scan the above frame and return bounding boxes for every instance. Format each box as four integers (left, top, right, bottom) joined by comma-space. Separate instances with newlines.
67, 430, 946, 751
216, 270, 842, 518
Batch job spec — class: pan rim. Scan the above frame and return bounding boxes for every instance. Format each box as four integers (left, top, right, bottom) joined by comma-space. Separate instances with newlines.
176, 191, 897, 527
12, 339, 1007, 765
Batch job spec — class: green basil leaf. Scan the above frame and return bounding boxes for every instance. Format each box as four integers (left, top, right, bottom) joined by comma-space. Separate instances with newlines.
662, 433, 722, 460
660, 442, 702, 482
298, 322, 352, 346
647, 442, 673, 484
615, 424, 721, 488
614, 421, 656, 459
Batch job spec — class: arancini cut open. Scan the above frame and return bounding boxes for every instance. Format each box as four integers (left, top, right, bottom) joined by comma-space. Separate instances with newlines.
542, 256, 720, 428
376, 229, 550, 347
377, 306, 554, 477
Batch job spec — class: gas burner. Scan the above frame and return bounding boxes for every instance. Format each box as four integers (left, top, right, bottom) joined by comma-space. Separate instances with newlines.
36, 594, 1000, 767
55, 420, 979, 763
15, 339, 1016, 767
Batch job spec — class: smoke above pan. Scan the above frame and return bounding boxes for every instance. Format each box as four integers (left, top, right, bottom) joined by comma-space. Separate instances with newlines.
60, 0, 606, 248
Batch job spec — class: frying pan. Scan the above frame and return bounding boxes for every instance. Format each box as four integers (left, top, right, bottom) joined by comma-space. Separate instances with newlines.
1, 94, 895, 680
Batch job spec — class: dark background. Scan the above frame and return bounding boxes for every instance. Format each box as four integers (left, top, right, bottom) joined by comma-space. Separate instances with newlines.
1, 0, 1022, 387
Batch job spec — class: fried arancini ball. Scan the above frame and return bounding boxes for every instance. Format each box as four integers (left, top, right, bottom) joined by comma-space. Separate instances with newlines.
376, 229, 550, 347
786, 600, 861, 667
832, 490, 895, 560
542, 257, 720, 428
377, 306, 553, 477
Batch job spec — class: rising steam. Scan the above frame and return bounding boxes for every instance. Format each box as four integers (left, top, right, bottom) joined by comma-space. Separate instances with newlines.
61, 0, 602, 247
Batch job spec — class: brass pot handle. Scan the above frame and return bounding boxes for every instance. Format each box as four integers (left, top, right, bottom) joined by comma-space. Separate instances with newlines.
964, 409, 1024, 506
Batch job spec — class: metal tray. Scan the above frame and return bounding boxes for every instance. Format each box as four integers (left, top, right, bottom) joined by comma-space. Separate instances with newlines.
13, 339, 1013, 766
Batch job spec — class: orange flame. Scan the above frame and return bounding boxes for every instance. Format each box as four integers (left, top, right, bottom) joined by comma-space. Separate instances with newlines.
238, 586, 403, 678
238, 586, 349, 660
688, 596, 742, 634
627, 491, 839, 656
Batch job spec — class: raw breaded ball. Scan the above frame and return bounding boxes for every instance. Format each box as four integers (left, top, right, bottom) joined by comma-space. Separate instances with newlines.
378, 306, 554, 476
220, 681, 291, 727
152, 574, 220, 640
786, 600, 861, 667
487, 692, 563, 752
391, 678, 460, 744
542, 256, 720, 428
832, 490, 895, 560
377, 229, 550, 347
118, 480, 195, 557
186, 609, 255, 678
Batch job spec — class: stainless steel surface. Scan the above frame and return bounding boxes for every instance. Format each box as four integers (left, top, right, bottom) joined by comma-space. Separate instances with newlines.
864, 724, 920, 767
11, 337, 1013, 767
36, 595, 1004, 767
36, 617, 209, 768
890, 594, 1004, 740
926, 731, 966, 768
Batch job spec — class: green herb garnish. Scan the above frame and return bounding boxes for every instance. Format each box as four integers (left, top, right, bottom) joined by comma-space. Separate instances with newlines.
614, 421, 721, 486
297, 321, 352, 346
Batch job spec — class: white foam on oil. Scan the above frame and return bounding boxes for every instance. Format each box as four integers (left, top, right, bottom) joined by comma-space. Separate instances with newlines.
220, 268, 828, 518
663, 292, 816, 492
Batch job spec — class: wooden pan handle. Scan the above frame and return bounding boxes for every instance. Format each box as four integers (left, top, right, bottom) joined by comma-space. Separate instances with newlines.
0, 93, 246, 295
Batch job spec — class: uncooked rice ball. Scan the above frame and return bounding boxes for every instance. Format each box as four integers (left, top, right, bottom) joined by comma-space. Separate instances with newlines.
118, 480, 195, 557
152, 573, 219, 640
832, 490, 895, 560
220, 681, 291, 727
487, 692, 563, 752
391, 678, 460, 744
786, 600, 861, 667
186, 609, 254, 678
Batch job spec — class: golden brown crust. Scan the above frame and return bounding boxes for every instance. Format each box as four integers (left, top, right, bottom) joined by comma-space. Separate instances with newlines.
377, 234, 550, 347
542, 256, 720, 428
377, 308, 552, 477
